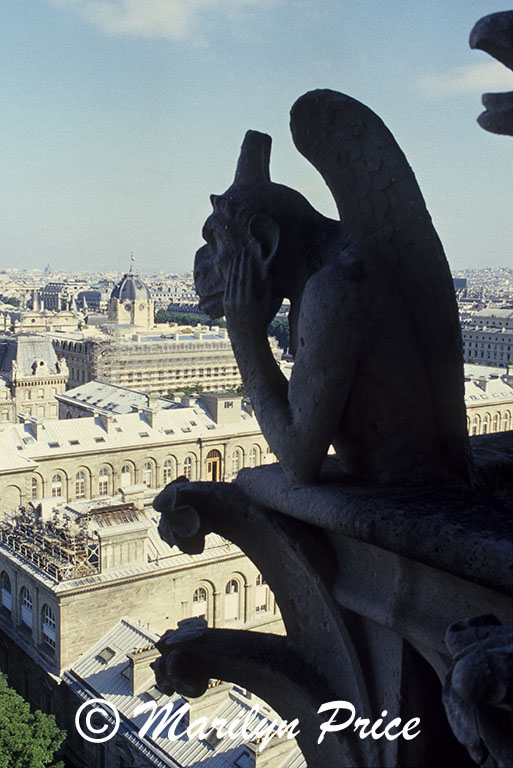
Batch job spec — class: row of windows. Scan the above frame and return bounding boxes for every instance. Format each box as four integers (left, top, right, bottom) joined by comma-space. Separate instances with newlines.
23, 388, 58, 400
191, 575, 270, 622
31, 445, 264, 500
467, 410, 512, 435
1, 574, 56, 650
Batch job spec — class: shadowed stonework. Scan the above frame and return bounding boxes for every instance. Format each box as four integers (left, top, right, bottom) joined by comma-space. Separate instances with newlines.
195, 89, 472, 488
470, 11, 513, 136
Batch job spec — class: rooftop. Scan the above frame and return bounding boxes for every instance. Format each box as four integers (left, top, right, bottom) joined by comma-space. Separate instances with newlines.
63, 617, 305, 768
111, 273, 151, 302
0, 397, 257, 466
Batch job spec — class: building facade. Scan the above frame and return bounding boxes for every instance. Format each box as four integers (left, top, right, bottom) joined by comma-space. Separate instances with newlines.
50, 272, 282, 395
461, 308, 513, 364
0, 335, 69, 424
0, 387, 272, 511
464, 363, 513, 435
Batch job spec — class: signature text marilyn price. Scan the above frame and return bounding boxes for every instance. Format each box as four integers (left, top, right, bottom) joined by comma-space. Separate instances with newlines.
75, 698, 421, 750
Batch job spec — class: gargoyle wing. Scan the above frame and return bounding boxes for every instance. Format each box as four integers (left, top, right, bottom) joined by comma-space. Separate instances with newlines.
290, 89, 473, 484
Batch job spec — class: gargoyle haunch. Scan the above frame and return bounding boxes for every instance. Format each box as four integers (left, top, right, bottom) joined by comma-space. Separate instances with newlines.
194, 89, 473, 487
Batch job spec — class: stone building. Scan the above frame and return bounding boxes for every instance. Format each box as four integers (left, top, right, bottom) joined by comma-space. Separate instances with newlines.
464, 363, 513, 435
40, 280, 88, 311
106, 272, 155, 330
0, 303, 82, 335
0, 492, 291, 767
0, 335, 69, 424
0, 387, 271, 510
49, 271, 279, 394
461, 308, 513, 364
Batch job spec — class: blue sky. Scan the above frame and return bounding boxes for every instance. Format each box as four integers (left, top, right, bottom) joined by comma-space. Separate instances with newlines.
1, 1, 511, 273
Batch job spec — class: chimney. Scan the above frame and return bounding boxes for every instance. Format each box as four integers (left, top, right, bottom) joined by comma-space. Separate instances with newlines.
186, 680, 232, 723
142, 408, 156, 428
27, 417, 43, 440
126, 645, 160, 696
246, 731, 299, 767
99, 412, 114, 432
146, 392, 159, 409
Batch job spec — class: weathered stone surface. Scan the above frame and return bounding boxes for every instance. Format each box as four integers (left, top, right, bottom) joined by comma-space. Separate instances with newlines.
470, 11, 513, 135
194, 89, 472, 488
234, 443, 513, 595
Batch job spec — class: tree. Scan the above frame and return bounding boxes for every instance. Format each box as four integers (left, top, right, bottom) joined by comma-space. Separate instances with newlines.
269, 316, 290, 350
0, 672, 65, 768
154, 309, 226, 327
167, 384, 205, 398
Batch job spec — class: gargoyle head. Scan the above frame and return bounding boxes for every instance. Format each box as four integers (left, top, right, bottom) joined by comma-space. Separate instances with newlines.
194, 131, 323, 319
470, 11, 513, 135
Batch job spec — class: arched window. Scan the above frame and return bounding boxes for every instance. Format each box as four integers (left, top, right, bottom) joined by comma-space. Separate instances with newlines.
504, 411, 512, 431
98, 468, 109, 496
41, 604, 56, 649
492, 413, 500, 433
482, 413, 490, 435
1, 572, 11, 612
142, 461, 153, 488
471, 415, 480, 436
225, 579, 240, 621
183, 456, 193, 480
75, 470, 86, 498
121, 464, 132, 487
249, 446, 259, 468
232, 448, 242, 476
192, 587, 208, 619
51, 473, 63, 498
31, 476, 39, 500
163, 459, 174, 484
20, 587, 32, 628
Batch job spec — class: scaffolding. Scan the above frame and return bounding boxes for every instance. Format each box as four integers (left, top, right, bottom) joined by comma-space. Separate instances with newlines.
0, 505, 100, 582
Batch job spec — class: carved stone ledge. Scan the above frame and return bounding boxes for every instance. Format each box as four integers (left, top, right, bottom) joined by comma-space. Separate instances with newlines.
153, 454, 512, 767
235, 434, 513, 595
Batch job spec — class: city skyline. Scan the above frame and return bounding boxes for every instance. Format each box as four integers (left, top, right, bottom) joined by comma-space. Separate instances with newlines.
1, 1, 512, 273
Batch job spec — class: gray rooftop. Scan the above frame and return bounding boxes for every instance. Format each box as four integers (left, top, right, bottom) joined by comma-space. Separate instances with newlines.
0, 335, 63, 377
64, 617, 305, 768
111, 273, 151, 302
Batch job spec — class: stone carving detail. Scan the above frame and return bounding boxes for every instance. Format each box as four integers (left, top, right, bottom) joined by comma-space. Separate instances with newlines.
443, 615, 513, 768
470, 11, 513, 136
195, 89, 472, 487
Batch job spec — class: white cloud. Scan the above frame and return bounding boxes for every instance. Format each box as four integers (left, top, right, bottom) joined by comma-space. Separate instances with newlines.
416, 60, 513, 98
51, 0, 274, 40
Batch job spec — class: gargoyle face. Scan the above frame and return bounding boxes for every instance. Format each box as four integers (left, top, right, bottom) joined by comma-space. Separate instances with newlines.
194, 210, 247, 319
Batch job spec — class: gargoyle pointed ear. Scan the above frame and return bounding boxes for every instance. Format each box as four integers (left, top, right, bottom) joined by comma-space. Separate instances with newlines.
233, 131, 272, 187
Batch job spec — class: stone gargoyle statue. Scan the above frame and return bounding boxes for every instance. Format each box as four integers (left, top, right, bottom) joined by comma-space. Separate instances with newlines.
194, 89, 473, 487
443, 615, 513, 768
470, 10, 513, 136
154, 86, 513, 768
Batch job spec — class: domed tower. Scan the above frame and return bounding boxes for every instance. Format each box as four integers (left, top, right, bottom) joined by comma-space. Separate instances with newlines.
108, 273, 154, 330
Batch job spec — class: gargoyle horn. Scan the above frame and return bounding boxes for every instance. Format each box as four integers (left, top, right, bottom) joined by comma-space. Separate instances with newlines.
233, 130, 272, 188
